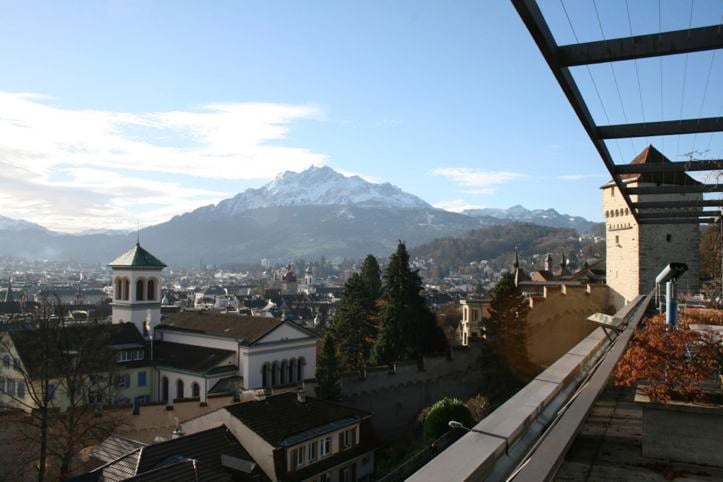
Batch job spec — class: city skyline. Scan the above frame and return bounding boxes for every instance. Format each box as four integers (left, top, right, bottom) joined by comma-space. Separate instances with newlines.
1, 0, 721, 232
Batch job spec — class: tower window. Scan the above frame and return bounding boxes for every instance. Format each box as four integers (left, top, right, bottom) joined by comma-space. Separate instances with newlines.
666, 234, 672, 242
136, 280, 145, 301
147, 279, 155, 300
615, 235, 620, 245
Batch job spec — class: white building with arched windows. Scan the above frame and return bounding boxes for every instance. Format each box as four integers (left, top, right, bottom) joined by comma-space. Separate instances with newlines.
154, 311, 318, 405
107, 244, 318, 407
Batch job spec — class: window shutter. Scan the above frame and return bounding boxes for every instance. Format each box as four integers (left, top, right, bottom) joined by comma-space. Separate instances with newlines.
339, 432, 344, 450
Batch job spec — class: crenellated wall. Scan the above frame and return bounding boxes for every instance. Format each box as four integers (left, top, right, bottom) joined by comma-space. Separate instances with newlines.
526, 284, 610, 369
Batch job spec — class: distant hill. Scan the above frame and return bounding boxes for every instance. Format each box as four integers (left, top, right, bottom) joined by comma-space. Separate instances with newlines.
410, 222, 602, 277
462, 205, 597, 233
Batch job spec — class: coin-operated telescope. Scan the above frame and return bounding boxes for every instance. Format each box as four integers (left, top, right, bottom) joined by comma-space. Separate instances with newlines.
655, 263, 688, 328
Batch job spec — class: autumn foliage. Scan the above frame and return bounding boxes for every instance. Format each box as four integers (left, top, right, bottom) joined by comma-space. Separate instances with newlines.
614, 313, 722, 403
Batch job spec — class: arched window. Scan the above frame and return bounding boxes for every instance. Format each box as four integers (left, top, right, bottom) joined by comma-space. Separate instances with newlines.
161, 377, 169, 402
147, 279, 155, 301
262, 363, 270, 388
192, 382, 200, 398
280, 360, 288, 385
289, 359, 296, 384
271, 361, 278, 386
176, 379, 184, 400
123, 279, 130, 301
297, 357, 305, 382
115, 278, 122, 300
136, 280, 145, 301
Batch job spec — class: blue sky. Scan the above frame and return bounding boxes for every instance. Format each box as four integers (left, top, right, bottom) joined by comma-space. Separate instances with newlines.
0, 0, 721, 232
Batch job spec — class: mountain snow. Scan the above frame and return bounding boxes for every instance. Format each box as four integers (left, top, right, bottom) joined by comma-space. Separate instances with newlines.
0, 215, 50, 233
200, 166, 431, 216
462, 205, 596, 233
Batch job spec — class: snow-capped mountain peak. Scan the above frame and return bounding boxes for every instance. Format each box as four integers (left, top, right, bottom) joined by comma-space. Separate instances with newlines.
0, 215, 51, 233
208, 165, 431, 216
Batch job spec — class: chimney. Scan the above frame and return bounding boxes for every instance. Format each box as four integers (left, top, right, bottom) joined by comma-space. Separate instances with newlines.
297, 387, 306, 403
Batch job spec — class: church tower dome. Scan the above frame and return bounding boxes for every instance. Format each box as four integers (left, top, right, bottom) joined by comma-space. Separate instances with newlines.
109, 243, 166, 336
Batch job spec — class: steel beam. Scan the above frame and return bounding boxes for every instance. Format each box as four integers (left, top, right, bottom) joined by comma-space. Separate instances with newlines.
632, 200, 723, 209
625, 184, 723, 195
614, 159, 723, 174
637, 211, 716, 219
511, 0, 639, 222
598, 116, 723, 139
639, 217, 719, 225
558, 24, 723, 67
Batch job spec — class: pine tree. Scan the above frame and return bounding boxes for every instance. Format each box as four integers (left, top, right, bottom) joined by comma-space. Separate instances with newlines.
315, 333, 341, 400
485, 271, 533, 378
374, 242, 447, 364
360, 254, 382, 302
333, 273, 375, 377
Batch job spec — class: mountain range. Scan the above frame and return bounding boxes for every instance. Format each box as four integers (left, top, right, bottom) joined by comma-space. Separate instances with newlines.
463, 205, 596, 233
0, 166, 599, 266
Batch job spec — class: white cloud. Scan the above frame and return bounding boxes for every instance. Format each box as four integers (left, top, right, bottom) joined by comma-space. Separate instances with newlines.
433, 199, 485, 212
0, 91, 327, 232
432, 167, 524, 193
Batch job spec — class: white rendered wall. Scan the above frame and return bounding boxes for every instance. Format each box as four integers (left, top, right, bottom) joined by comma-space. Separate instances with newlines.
111, 267, 162, 334
242, 339, 317, 389
157, 330, 238, 352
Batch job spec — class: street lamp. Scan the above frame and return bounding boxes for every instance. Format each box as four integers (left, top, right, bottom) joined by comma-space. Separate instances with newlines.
448, 421, 509, 455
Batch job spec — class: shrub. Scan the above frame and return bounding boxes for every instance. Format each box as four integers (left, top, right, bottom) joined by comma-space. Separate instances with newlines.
614, 315, 721, 403
423, 397, 474, 440
465, 394, 490, 422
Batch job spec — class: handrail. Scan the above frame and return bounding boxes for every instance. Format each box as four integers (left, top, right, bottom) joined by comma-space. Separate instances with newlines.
509, 294, 650, 481
409, 295, 651, 481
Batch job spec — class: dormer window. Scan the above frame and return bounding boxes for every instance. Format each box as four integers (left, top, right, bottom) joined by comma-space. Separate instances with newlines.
320, 436, 331, 457
340, 427, 356, 450
116, 349, 144, 362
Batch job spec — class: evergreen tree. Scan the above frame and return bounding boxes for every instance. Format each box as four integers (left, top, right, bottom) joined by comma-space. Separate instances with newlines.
333, 273, 375, 377
315, 332, 341, 400
360, 254, 382, 301
374, 242, 447, 364
485, 271, 533, 378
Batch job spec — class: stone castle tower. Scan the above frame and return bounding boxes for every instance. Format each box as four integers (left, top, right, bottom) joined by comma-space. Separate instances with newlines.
109, 243, 166, 336
602, 145, 700, 309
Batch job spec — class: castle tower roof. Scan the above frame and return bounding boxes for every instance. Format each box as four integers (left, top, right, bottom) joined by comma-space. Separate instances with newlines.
601, 145, 701, 188
108, 243, 167, 268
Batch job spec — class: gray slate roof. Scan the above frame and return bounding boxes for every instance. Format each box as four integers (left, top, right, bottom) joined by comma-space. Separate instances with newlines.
158, 311, 316, 346
154, 341, 236, 374
108, 243, 167, 268
226, 392, 370, 447
132, 425, 264, 481
90, 434, 146, 464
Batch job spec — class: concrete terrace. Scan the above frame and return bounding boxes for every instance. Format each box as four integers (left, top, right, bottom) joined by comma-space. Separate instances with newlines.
557, 384, 723, 481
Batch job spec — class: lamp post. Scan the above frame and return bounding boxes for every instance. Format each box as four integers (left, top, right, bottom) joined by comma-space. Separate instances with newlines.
448, 420, 509, 455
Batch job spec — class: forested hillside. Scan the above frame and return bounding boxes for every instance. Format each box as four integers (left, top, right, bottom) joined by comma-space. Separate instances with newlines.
410, 222, 604, 277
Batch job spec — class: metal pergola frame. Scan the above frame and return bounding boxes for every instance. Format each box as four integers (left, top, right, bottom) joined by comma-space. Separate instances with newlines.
512, 0, 723, 225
